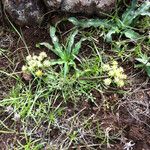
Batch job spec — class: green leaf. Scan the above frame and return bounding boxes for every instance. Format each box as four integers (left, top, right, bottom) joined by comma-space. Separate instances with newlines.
37, 42, 61, 57
50, 26, 63, 58
67, 30, 78, 54
146, 67, 150, 77
37, 42, 52, 50
68, 17, 110, 29
105, 27, 118, 42
122, 1, 150, 26
49, 59, 65, 65
124, 29, 140, 40
136, 1, 150, 17
122, 0, 137, 26
72, 38, 86, 58
63, 62, 69, 77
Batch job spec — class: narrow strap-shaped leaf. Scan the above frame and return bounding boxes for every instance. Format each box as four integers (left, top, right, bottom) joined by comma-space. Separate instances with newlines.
66, 30, 78, 54
50, 26, 63, 58
63, 62, 69, 77
37, 42, 61, 57
68, 17, 110, 29
72, 38, 86, 59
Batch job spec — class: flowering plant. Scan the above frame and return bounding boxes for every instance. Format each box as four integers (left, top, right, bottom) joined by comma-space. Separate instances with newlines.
102, 60, 127, 87
22, 52, 50, 77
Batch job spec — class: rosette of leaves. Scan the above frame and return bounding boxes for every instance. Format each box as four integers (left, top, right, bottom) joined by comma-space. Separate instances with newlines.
37, 26, 86, 77
68, 0, 150, 42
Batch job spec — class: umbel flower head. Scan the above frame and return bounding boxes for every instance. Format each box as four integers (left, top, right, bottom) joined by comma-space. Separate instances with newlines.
102, 60, 127, 87
22, 52, 50, 77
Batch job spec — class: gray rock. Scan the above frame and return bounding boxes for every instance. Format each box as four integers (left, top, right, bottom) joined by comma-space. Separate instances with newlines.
95, 0, 116, 16
61, 0, 115, 16
2, 0, 45, 26
61, 0, 94, 15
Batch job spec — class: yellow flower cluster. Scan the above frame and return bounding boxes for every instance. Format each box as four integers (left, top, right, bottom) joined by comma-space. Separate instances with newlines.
102, 61, 127, 87
22, 52, 50, 77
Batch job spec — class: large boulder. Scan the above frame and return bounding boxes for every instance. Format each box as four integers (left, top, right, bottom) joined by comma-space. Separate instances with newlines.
2, 0, 45, 26
1, 0, 116, 26
44, 0, 116, 16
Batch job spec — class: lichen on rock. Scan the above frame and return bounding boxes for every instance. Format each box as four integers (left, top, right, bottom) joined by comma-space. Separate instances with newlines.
1, 0, 116, 26
2, 0, 45, 26
44, 0, 62, 9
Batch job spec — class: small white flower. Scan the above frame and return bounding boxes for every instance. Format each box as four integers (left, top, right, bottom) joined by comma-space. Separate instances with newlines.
102, 64, 110, 71
38, 56, 44, 61
108, 70, 115, 76
28, 65, 35, 71
32, 55, 38, 60
112, 60, 118, 66
114, 77, 120, 83
22, 65, 28, 72
26, 55, 32, 61
104, 78, 112, 86
121, 74, 127, 79
116, 79, 125, 87
114, 68, 122, 76
39, 52, 47, 59
28, 60, 37, 67
119, 67, 124, 72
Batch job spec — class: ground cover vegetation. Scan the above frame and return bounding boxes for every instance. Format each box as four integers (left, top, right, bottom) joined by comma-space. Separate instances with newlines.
0, 0, 150, 149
